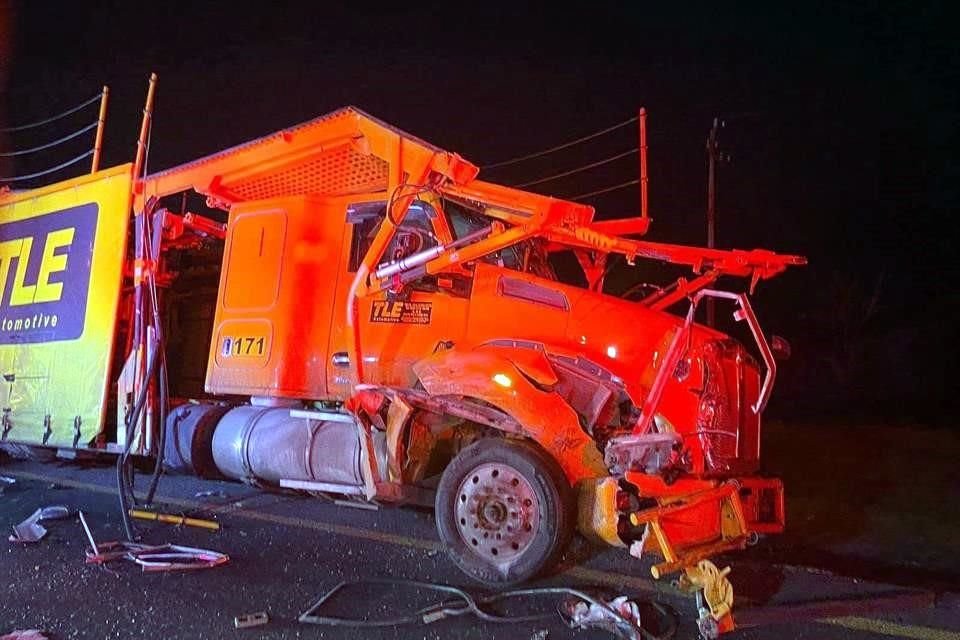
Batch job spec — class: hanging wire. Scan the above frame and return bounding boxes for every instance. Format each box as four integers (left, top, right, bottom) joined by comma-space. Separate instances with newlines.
515, 148, 638, 188
0, 122, 99, 157
571, 178, 640, 201
0, 92, 103, 133
483, 115, 638, 169
0, 149, 94, 183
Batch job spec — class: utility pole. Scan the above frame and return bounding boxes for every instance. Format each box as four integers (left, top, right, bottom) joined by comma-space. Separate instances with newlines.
705, 116, 723, 327
639, 108, 648, 222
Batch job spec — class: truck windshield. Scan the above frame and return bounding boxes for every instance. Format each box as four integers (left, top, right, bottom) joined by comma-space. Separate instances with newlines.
443, 199, 557, 280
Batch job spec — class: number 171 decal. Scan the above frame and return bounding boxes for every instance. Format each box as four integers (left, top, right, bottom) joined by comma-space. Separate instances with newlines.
221, 336, 266, 357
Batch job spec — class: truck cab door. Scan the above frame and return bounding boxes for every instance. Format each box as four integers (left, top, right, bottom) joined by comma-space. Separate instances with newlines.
326, 199, 470, 398
207, 195, 347, 400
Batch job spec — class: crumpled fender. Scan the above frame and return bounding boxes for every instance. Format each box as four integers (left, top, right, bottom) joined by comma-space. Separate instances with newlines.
412, 346, 606, 483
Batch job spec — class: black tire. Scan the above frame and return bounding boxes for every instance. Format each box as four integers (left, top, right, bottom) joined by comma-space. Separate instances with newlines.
435, 437, 574, 586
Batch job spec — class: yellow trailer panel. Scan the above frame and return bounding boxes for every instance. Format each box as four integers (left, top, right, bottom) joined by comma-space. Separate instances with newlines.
0, 164, 131, 446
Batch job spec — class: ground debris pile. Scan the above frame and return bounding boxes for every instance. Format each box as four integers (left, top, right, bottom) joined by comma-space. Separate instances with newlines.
298, 578, 676, 640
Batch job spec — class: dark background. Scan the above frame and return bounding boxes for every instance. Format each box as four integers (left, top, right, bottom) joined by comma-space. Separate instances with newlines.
1, 2, 957, 424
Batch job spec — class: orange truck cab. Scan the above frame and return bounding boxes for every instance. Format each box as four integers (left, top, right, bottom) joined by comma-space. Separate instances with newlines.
2, 106, 804, 638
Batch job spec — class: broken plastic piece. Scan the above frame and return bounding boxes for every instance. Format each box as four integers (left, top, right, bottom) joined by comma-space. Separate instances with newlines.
234, 612, 269, 629
558, 595, 645, 640
9, 505, 70, 543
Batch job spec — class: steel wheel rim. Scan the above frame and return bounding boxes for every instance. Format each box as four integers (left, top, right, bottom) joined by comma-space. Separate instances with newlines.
454, 461, 540, 565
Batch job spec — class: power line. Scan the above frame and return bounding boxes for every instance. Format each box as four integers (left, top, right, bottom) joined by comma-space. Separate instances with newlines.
515, 148, 638, 189
0, 122, 99, 157
483, 115, 638, 169
0, 149, 94, 183
1, 92, 103, 133
571, 179, 639, 201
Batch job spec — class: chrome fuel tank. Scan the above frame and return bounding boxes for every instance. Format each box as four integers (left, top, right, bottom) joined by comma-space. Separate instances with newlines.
210, 406, 363, 486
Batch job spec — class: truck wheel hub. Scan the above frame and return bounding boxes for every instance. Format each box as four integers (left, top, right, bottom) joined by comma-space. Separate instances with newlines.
455, 462, 540, 564
481, 501, 508, 525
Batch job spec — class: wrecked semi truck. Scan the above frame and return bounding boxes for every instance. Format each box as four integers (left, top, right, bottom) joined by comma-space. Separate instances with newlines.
0, 103, 803, 635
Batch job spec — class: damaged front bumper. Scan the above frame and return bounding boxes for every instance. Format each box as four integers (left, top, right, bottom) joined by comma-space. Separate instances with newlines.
577, 472, 785, 637
578, 473, 785, 576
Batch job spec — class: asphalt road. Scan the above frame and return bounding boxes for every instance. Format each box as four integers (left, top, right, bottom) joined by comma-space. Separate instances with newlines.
1, 457, 958, 640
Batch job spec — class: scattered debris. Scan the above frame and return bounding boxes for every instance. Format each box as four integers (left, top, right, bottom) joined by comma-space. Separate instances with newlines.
194, 489, 227, 499
78, 510, 229, 571
529, 630, 549, 640
298, 578, 676, 639
300, 578, 548, 628
234, 612, 269, 629
85, 540, 230, 571
128, 509, 220, 531
559, 595, 646, 640
9, 505, 70, 543
1, 631, 48, 640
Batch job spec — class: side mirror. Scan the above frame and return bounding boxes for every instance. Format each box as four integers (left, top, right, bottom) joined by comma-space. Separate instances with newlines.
771, 335, 791, 361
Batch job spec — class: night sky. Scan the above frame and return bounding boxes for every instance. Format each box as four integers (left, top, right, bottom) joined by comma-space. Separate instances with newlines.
1, 2, 957, 421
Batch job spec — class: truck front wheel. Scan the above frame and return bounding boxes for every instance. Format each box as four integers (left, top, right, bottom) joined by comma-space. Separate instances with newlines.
435, 437, 573, 586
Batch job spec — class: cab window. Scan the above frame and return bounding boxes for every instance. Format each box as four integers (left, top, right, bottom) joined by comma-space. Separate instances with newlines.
346, 200, 440, 272
443, 199, 557, 280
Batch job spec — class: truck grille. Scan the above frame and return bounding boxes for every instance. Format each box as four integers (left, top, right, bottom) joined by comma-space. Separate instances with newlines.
699, 341, 761, 475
